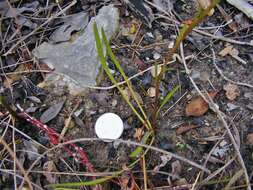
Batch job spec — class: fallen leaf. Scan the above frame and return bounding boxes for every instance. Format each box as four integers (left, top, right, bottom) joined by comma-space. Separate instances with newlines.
147, 87, 156, 97
219, 45, 234, 57
176, 124, 198, 135
153, 0, 173, 13
247, 133, 253, 145
40, 101, 65, 123
185, 91, 217, 116
73, 115, 85, 128
223, 83, 240, 101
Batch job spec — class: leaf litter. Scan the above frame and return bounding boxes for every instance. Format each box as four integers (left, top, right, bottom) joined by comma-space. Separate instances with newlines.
1, 0, 253, 189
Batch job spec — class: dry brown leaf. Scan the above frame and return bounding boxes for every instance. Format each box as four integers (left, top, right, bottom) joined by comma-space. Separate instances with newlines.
133, 128, 143, 140
176, 124, 198, 135
185, 91, 217, 116
223, 83, 240, 101
219, 45, 234, 56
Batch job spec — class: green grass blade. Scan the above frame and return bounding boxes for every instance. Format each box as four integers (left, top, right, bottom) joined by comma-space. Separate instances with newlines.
47, 176, 113, 188
130, 131, 151, 158
94, 22, 154, 161
93, 22, 146, 125
157, 85, 180, 115
167, 0, 220, 62
101, 28, 152, 130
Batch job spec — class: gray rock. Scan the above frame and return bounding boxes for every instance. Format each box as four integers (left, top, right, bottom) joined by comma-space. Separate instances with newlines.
33, 5, 119, 94
50, 12, 89, 43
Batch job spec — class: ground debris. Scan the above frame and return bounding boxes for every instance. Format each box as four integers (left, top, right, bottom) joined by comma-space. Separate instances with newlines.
223, 83, 240, 101
40, 100, 65, 123
176, 124, 198, 135
33, 5, 119, 93
185, 91, 218, 116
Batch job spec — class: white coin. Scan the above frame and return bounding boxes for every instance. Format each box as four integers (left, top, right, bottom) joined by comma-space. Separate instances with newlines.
95, 113, 124, 142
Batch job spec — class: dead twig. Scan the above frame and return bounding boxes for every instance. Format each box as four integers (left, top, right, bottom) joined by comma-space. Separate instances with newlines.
212, 50, 253, 89
26, 137, 211, 180
179, 43, 251, 190
3, 0, 77, 56
0, 138, 33, 190
59, 100, 81, 140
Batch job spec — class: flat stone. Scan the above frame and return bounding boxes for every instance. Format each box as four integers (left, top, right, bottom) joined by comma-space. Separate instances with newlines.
33, 5, 119, 94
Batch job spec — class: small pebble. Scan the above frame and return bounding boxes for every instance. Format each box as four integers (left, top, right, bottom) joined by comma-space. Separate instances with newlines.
111, 99, 117, 107
153, 52, 161, 60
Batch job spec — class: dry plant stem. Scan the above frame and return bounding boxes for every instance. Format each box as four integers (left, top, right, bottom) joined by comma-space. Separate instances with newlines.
11, 119, 17, 190
147, 2, 253, 47
0, 169, 43, 190
162, 90, 187, 116
212, 51, 253, 88
154, 0, 220, 120
1, 59, 185, 90
2, 169, 179, 179
26, 138, 210, 178
191, 172, 201, 190
193, 28, 253, 46
59, 101, 80, 140
0, 121, 47, 149
226, 0, 253, 20
3, 0, 77, 56
201, 157, 235, 184
179, 44, 251, 190
198, 130, 227, 186
0, 138, 33, 190
59, 158, 88, 190
142, 155, 148, 190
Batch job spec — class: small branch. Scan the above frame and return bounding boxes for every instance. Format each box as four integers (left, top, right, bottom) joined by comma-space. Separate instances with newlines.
0, 138, 33, 190
26, 137, 211, 179
3, 0, 77, 56
179, 43, 251, 190
211, 50, 253, 89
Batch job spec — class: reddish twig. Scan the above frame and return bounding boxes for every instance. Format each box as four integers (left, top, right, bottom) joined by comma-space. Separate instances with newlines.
16, 105, 94, 173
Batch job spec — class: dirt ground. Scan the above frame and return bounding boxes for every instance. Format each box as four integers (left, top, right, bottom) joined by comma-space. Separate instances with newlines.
0, 0, 253, 189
